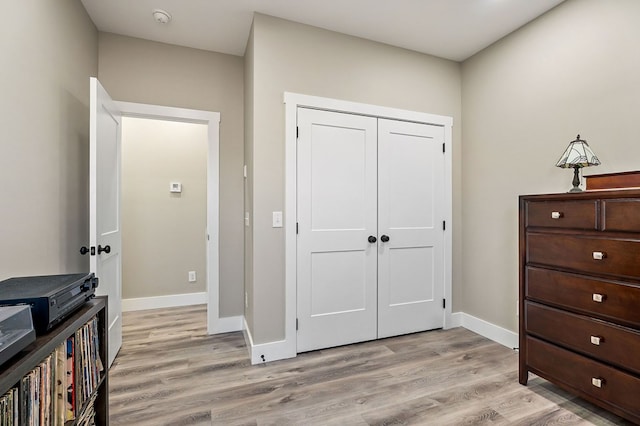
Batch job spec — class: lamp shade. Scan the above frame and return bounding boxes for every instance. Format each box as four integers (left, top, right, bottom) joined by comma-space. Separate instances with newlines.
555, 134, 601, 168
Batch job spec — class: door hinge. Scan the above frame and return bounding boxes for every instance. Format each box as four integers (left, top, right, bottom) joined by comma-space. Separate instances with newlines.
442, 299, 446, 309
296, 318, 299, 330
442, 220, 446, 231
442, 143, 445, 153
296, 126, 299, 139
296, 222, 299, 234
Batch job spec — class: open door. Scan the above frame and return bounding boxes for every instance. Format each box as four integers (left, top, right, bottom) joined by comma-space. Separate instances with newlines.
89, 77, 123, 367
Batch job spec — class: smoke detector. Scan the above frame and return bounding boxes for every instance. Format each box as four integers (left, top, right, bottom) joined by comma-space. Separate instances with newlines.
152, 9, 172, 24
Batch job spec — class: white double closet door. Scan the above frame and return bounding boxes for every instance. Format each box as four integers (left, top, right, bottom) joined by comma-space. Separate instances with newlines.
296, 108, 445, 353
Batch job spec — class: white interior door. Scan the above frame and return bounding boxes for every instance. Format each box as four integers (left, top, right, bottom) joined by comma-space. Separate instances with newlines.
377, 119, 445, 338
296, 109, 446, 352
296, 108, 378, 352
89, 77, 122, 367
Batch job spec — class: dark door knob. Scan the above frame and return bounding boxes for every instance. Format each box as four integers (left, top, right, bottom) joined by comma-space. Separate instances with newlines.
368, 236, 377, 243
98, 244, 111, 254
381, 235, 390, 242
80, 246, 90, 255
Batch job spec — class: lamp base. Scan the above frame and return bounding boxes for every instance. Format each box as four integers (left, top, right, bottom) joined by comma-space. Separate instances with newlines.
568, 166, 582, 193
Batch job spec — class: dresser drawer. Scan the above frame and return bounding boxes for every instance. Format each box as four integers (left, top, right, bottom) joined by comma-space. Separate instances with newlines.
526, 336, 640, 421
525, 200, 598, 229
525, 302, 640, 375
527, 233, 640, 279
602, 199, 640, 232
526, 267, 640, 328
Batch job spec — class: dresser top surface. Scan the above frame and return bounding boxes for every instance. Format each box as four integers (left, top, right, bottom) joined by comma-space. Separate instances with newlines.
521, 188, 640, 201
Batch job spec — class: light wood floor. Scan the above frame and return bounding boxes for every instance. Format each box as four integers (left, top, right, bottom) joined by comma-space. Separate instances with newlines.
109, 305, 631, 425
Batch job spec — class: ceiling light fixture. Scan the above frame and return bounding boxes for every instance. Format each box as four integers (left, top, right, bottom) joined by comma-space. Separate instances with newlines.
152, 9, 172, 24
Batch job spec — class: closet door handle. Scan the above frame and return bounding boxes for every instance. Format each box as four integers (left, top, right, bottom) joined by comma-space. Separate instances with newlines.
381, 235, 390, 243
98, 244, 111, 255
368, 236, 377, 243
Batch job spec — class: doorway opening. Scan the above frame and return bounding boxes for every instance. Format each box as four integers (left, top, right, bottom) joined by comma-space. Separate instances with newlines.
121, 117, 208, 311
114, 101, 223, 334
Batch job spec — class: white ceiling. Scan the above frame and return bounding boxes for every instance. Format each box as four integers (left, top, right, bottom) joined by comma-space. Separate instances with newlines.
81, 0, 565, 62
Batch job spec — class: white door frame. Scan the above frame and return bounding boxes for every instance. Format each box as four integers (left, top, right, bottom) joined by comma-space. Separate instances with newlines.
114, 101, 226, 335
280, 92, 453, 362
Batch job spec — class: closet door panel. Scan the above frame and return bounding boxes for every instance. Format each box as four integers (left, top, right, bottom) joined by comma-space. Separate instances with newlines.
296, 108, 378, 352
377, 119, 445, 338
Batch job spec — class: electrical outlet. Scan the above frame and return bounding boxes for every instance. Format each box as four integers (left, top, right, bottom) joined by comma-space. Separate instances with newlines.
272, 211, 283, 228
188, 271, 196, 282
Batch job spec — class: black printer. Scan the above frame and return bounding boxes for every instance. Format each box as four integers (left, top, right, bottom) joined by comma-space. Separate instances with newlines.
0, 273, 98, 333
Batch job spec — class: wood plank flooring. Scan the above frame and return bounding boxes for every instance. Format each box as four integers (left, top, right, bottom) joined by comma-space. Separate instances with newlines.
109, 305, 631, 425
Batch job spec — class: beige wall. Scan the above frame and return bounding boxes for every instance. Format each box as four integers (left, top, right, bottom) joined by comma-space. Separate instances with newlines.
247, 14, 462, 344
98, 33, 245, 317
11, 0, 629, 348
461, 0, 640, 332
0, 1, 97, 279
121, 118, 208, 298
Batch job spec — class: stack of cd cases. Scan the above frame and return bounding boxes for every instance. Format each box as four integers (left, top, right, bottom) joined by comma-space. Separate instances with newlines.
0, 305, 36, 367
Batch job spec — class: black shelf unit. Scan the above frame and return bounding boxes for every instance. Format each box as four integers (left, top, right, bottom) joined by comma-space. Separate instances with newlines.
0, 297, 109, 425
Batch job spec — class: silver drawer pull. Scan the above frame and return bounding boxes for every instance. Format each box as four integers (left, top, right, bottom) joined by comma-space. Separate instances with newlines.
591, 377, 604, 388
590, 335, 602, 346
551, 211, 563, 219
592, 293, 605, 303
592, 251, 606, 260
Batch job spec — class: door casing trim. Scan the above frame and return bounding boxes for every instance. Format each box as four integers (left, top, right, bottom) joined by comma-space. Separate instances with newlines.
282, 92, 453, 362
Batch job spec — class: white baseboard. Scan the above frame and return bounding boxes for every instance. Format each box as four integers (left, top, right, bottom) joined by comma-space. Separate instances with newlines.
122, 292, 207, 312
454, 311, 518, 350
240, 312, 517, 365
242, 318, 296, 365
213, 315, 244, 334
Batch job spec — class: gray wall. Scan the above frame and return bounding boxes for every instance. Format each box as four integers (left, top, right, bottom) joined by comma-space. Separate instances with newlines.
461, 0, 640, 332
246, 14, 462, 344
98, 33, 245, 317
121, 118, 208, 298
0, 0, 97, 279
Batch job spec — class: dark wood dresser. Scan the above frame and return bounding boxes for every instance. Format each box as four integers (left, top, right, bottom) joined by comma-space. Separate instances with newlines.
519, 189, 640, 424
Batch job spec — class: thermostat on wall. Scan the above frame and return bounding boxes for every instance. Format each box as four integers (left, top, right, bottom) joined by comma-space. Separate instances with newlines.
170, 182, 182, 193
